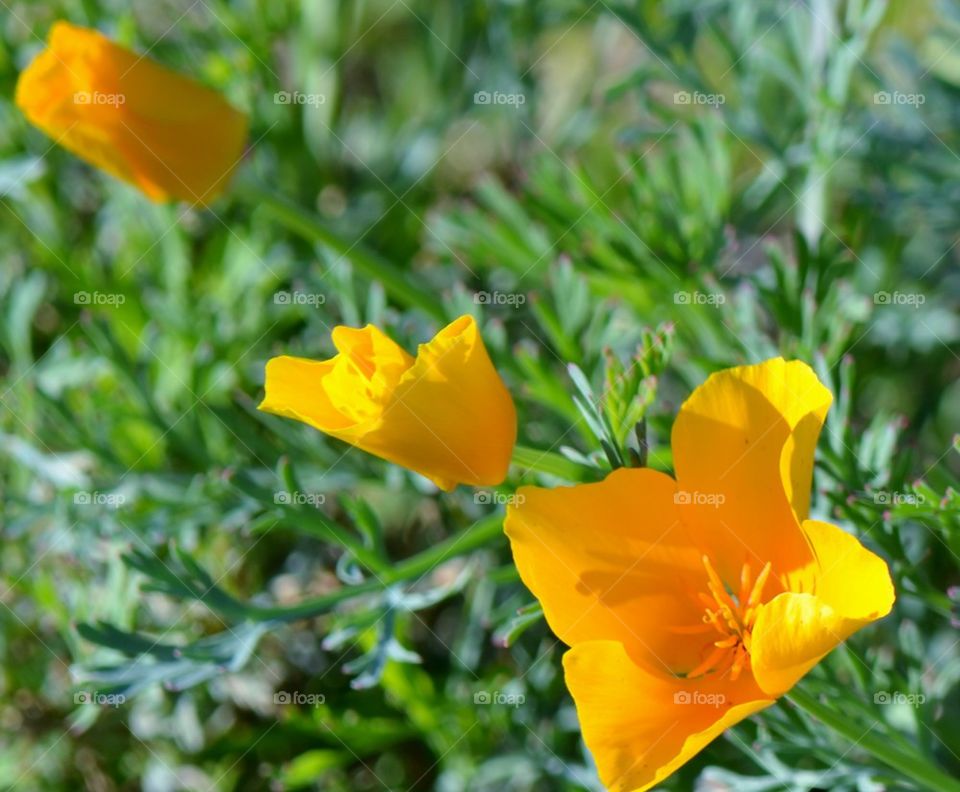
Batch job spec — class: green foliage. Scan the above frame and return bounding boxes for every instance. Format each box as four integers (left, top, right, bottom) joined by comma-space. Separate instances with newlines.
0, 1, 958, 791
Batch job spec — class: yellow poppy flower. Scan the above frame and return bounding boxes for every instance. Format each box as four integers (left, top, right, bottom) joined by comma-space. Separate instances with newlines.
504, 358, 894, 791
259, 315, 517, 491
15, 21, 248, 204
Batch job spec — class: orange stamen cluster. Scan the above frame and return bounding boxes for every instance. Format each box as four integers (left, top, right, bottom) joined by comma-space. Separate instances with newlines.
686, 556, 772, 681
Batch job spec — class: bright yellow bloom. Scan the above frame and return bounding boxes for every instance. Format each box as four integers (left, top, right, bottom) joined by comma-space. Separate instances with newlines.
504, 358, 894, 791
15, 21, 248, 204
259, 315, 517, 491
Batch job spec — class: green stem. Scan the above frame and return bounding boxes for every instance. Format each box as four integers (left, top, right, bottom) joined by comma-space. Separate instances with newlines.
234, 181, 446, 321
251, 514, 505, 623
511, 444, 596, 481
788, 688, 960, 792
298, 513, 387, 574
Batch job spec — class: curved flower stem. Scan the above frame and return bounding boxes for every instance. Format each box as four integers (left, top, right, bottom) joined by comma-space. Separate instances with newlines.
233, 181, 446, 322
787, 688, 960, 792
250, 514, 505, 623
298, 512, 387, 574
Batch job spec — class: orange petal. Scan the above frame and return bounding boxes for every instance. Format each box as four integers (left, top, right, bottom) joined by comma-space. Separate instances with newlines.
15, 22, 247, 204
564, 641, 774, 791
750, 519, 895, 696
259, 316, 516, 491
365, 315, 516, 489
505, 468, 714, 673
670, 358, 832, 583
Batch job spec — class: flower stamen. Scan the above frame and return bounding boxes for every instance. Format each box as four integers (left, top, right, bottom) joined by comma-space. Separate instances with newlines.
685, 556, 772, 681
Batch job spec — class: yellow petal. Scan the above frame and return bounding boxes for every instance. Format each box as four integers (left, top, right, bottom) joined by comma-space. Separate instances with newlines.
259, 355, 350, 431
259, 316, 516, 491
15, 22, 247, 204
505, 468, 714, 673
750, 519, 895, 696
564, 641, 775, 791
670, 358, 832, 583
260, 325, 415, 438
373, 315, 516, 489
323, 325, 415, 426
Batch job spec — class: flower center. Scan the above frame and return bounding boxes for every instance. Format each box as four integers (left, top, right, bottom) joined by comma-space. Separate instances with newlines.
684, 556, 772, 681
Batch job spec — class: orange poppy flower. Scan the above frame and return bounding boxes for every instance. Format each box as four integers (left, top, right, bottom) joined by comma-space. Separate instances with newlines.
15, 21, 247, 204
505, 358, 894, 791
259, 315, 517, 491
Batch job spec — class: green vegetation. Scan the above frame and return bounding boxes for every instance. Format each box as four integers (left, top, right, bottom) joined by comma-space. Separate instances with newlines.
0, 1, 958, 790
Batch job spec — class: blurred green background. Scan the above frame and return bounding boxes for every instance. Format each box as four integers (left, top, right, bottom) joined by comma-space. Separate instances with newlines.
1, 0, 959, 790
